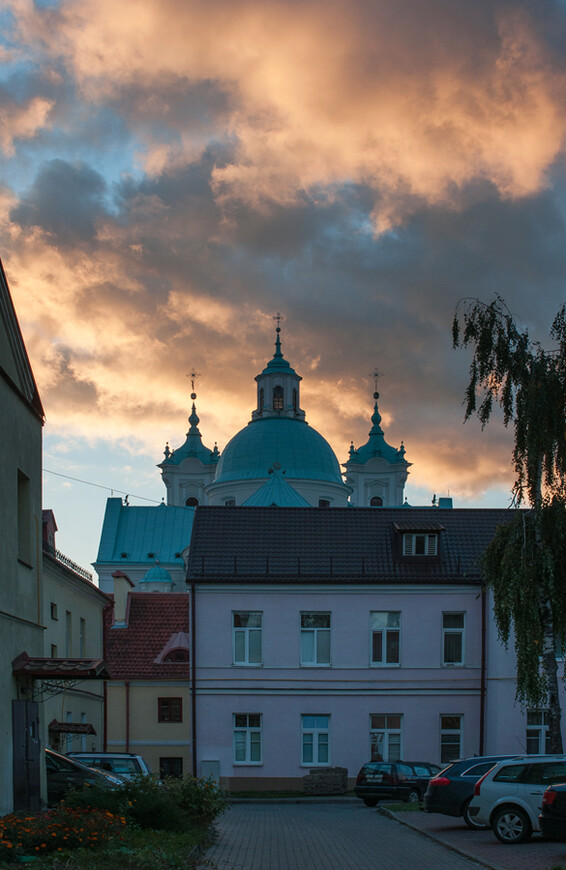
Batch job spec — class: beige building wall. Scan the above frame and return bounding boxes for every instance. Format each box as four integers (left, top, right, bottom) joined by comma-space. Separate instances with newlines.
106, 682, 191, 777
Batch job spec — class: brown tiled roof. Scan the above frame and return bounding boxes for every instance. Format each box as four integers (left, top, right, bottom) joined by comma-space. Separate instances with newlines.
12, 652, 110, 679
103, 593, 190, 680
187, 505, 517, 585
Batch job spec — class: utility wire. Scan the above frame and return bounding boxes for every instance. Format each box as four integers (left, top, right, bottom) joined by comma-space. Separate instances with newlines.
43, 468, 162, 504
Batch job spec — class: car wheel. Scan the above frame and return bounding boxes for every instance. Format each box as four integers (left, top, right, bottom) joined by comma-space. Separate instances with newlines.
462, 797, 488, 830
492, 806, 532, 844
406, 789, 420, 803
363, 797, 378, 807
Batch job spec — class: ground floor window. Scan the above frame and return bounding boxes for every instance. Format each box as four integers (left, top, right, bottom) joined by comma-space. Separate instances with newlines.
440, 715, 462, 763
160, 757, 183, 778
526, 709, 551, 754
301, 715, 330, 765
370, 714, 402, 761
233, 713, 262, 764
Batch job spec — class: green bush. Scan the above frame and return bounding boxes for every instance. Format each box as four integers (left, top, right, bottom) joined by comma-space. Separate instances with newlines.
164, 776, 229, 827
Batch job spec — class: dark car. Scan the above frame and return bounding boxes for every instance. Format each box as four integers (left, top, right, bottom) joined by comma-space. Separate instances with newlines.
423, 755, 519, 829
539, 783, 566, 840
355, 760, 436, 806
45, 748, 122, 804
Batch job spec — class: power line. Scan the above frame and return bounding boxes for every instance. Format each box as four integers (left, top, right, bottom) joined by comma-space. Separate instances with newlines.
43, 468, 162, 504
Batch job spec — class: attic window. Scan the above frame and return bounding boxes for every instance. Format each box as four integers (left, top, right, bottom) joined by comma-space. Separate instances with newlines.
147, 552, 155, 559
121, 552, 128, 559
370, 496, 383, 506
403, 533, 438, 556
186, 497, 199, 506
164, 649, 190, 663
273, 386, 284, 410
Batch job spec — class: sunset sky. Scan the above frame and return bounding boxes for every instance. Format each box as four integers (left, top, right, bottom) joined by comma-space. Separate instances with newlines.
2, 0, 566, 575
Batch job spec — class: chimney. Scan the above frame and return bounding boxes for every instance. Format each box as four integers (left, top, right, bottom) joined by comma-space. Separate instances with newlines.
111, 571, 135, 626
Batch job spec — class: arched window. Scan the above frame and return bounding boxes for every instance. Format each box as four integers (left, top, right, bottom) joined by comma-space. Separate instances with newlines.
292, 388, 298, 412
164, 649, 190, 663
318, 499, 330, 507
186, 497, 199, 506
370, 496, 383, 506
273, 385, 284, 410
259, 388, 264, 412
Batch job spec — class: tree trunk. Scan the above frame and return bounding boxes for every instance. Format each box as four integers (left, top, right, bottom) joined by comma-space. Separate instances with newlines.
540, 589, 563, 753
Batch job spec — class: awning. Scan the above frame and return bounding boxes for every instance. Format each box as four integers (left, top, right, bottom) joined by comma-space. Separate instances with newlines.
48, 719, 96, 735
12, 651, 111, 679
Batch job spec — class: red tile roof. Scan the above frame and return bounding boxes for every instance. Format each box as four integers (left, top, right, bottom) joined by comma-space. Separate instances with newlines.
12, 652, 110, 679
103, 593, 190, 680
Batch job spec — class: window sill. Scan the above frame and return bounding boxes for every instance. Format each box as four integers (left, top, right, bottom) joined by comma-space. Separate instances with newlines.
300, 663, 331, 668
232, 663, 263, 667
370, 663, 400, 668
300, 763, 331, 768
441, 662, 464, 667
233, 762, 263, 767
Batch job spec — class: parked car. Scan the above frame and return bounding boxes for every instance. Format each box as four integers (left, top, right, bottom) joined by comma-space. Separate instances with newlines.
46, 748, 123, 805
355, 760, 436, 806
423, 755, 519, 829
67, 751, 153, 781
468, 754, 566, 843
539, 783, 566, 841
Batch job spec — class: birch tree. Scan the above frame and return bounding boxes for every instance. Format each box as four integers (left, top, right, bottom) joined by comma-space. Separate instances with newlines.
453, 298, 566, 753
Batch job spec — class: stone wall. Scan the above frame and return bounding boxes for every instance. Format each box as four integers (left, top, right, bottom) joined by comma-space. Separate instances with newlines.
302, 767, 348, 795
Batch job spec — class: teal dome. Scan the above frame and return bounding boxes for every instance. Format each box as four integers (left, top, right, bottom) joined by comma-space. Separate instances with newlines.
213, 418, 342, 484
140, 564, 173, 583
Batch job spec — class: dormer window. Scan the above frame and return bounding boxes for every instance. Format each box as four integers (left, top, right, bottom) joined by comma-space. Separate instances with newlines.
403, 533, 438, 556
273, 385, 284, 410
370, 496, 383, 506
164, 649, 190, 663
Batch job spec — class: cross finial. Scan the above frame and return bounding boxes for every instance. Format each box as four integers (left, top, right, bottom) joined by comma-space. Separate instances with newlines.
186, 369, 201, 400
273, 312, 285, 333
369, 368, 381, 400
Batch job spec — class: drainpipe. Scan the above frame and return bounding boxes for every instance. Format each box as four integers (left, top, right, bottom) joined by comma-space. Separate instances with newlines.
125, 681, 130, 753
191, 579, 197, 777
479, 587, 486, 755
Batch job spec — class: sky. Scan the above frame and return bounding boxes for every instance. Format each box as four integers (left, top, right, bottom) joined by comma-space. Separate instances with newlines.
2, 0, 566, 577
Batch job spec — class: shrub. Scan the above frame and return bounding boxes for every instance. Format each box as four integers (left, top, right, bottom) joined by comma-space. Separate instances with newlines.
164, 776, 229, 827
0, 805, 126, 863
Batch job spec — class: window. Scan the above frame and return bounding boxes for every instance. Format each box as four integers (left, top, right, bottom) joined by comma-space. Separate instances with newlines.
50, 644, 58, 658
442, 613, 465, 664
160, 757, 183, 778
158, 697, 183, 722
50, 602, 58, 620
225, 498, 236, 507
318, 499, 330, 507
526, 710, 552, 754
370, 496, 383, 506
273, 385, 284, 410
403, 533, 437, 556
186, 497, 199, 506
259, 388, 264, 412
79, 618, 86, 656
164, 649, 190, 662
17, 469, 31, 564
370, 612, 400, 665
65, 611, 72, 657
302, 715, 330, 765
234, 714, 262, 764
440, 715, 462, 763
292, 388, 297, 412
370, 714, 402, 761
233, 612, 262, 665
300, 613, 331, 665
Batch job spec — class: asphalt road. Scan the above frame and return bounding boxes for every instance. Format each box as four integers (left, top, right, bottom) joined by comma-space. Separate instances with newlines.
203, 802, 494, 870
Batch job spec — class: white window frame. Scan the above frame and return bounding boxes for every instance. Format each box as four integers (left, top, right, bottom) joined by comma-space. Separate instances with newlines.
526, 709, 551, 754
232, 611, 262, 665
370, 611, 400, 666
300, 612, 331, 666
233, 713, 262, 765
442, 612, 465, 665
440, 715, 462, 764
370, 714, 402, 761
301, 715, 330, 766
403, 533, 438, 556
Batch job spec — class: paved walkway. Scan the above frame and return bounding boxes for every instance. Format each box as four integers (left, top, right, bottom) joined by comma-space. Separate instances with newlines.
203, 802, 494, 870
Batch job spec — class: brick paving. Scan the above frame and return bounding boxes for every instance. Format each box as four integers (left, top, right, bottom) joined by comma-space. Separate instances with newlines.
203, 802, 496, 870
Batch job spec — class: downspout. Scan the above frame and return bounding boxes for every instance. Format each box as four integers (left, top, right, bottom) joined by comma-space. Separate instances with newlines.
125, 681, 130, 753
479, 587, 486, 755
191, 578, 197, 778
103, 681, 108, 751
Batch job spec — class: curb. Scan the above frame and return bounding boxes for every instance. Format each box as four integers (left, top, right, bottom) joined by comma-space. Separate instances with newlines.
377, 807, 507, 870
229, 796, 359, 805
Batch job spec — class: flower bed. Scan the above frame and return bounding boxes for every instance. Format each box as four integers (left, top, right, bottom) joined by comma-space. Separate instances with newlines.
0, 806, 126, 863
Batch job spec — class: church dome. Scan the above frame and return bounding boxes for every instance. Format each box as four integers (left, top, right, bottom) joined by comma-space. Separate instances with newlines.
213, 417, 343, 484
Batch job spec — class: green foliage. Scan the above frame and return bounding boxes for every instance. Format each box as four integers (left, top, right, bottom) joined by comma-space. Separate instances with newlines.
62, 773, 228, 832
482, 501, 566, 706
453, 297, 566, 507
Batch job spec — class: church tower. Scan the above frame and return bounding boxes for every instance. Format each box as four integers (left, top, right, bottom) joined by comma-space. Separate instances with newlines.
344, 382, 410, 506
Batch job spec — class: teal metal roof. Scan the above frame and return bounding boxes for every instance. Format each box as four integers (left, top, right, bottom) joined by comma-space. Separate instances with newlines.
242, 468, 311, 506
160, 403, 219, 467
213, 417, 343, 484
95, 499, 194, 564
348, 402, 405, 465
258, 327, 299, 378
